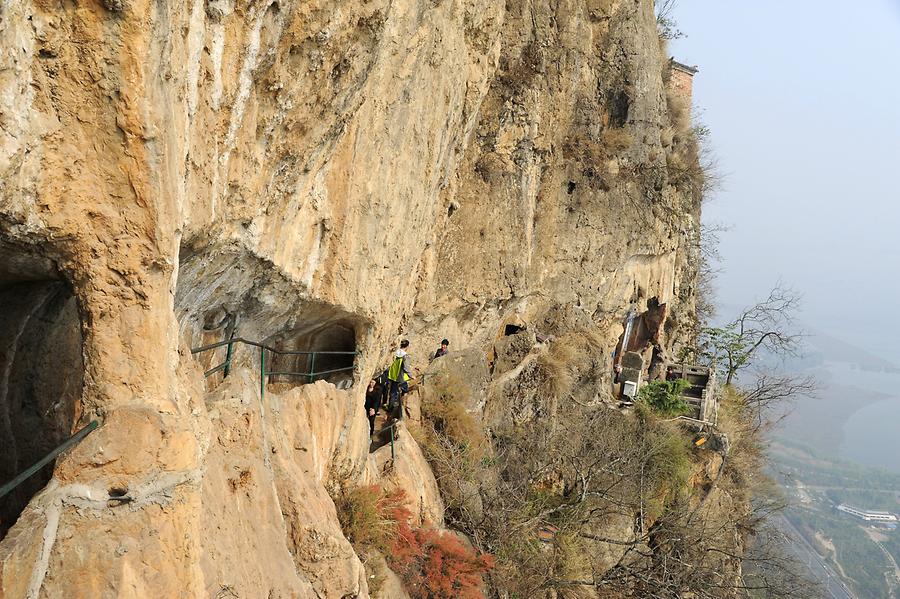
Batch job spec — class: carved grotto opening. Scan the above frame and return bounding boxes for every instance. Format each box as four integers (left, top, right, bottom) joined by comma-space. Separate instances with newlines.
266, 321, 357, 387
176, 245, 362, 390
0, 240, 83, 537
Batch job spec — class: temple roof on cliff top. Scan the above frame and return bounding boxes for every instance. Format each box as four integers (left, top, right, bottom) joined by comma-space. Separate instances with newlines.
670, 59, 699, 75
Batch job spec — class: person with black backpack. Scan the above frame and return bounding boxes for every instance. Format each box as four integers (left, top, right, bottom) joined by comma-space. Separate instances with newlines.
375, 368, 391, 410
387, 340, 414, 411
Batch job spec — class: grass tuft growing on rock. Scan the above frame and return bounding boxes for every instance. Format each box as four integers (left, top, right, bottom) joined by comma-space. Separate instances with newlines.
336, 485, 408, 555
424, 373, 488, 458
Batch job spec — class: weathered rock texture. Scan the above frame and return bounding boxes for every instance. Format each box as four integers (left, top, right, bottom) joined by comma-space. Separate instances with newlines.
0, 0, 703, 596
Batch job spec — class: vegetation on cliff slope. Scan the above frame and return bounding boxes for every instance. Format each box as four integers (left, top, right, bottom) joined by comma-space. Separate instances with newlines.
395, 8, 816, 594
337, 485, 494, 598
410, 348, 820, 598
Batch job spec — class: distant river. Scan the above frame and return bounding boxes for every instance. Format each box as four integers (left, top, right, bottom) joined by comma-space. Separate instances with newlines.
839, 399, 900, 473
825, 362, 900, 473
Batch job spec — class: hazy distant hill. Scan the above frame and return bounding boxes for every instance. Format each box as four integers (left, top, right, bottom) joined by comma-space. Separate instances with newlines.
714, 303, 899, 373
753, 325, 900, 375
804, 327, 900, 373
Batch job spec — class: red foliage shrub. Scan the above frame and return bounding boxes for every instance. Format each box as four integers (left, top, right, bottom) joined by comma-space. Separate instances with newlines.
416, 529, 495, 599
388, 509, 494, 599
340, 484, 494, 598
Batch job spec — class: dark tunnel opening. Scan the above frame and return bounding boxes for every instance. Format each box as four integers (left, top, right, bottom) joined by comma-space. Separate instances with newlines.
267, 322, 357, 388
504, 323, 526, 337
0, 241, 83, 538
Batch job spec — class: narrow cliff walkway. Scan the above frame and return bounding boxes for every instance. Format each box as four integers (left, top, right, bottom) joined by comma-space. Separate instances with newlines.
191, 337, 358, 386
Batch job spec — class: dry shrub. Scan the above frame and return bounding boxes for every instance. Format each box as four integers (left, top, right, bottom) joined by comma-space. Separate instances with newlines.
600, 127, 633, 153
425, 374, 488, 458
561, 132, 632, 191
414, 389, 489, 531
664, 88, 716, 203
536, 328, 603, 399
716, 388, 766, 496
336, 486, 410, 597
501, 40, 543, 91
553, 532, 596, 598
336, 485, 409, 554
632, 405, 694, 517
642, 425, 693, 517
493, 523, 593, 598
666, 89, 691, 133
555, 327, 605, 361
535, 351, 572, 400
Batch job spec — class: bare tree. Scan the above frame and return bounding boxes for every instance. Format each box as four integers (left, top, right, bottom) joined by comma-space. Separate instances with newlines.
656, 0, 684, 40
417, 391, 823, 599
694, 285, 805, 385
740, 371, 817, 432
740, 523, 824, 599
696, 222, 729, 325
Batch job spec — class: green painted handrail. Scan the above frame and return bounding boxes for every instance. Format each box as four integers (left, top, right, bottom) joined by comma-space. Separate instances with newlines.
191, 337, 357, 381
0, 421, 99, 500
192, 336, 356, 355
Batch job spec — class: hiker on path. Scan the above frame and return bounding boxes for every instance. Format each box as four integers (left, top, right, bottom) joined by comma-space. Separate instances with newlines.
433, 338, 450, 360
375, 368, 391, 409
387, 340, 414, 411
365, 379, 381, 436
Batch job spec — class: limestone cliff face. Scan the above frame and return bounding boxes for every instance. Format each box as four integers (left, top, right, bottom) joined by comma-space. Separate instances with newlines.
0, 0, 702, 597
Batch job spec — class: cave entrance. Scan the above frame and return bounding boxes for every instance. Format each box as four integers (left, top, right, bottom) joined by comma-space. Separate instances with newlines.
0, 241, 83, 538
504, 324, 525, 337
267, 322, 357, 388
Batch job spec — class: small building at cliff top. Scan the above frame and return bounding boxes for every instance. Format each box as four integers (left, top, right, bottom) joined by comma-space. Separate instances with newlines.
668, 59, 699, 105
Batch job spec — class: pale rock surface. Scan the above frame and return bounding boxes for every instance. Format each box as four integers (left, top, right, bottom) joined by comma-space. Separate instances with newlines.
367, 420, 445, 527
0, 0, 702, 595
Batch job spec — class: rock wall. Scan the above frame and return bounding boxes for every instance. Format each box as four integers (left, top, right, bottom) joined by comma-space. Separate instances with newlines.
0, 0, 702, 596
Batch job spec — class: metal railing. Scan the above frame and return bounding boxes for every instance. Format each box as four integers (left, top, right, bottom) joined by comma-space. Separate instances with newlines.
191, 337, 358, 384
388, 419, 399, 463
373, 415, 404, 463
0, 420, 99, 500
193, 335, 413, 462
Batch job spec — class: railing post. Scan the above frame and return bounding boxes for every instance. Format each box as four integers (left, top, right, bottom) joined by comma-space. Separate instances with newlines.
223, 316, 237, 378
259, 347, 266, 403
390, 423, 395, 463
308, 352, 317, 384
223, 334, 235, 378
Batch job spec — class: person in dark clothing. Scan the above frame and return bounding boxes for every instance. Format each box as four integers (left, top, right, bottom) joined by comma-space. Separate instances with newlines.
376, 369, 391, 409
433, 338, 450, 360
365, 379, 381, 436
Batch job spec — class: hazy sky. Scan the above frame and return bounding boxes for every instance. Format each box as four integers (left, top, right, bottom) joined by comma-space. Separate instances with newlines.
669, 1, 900, 363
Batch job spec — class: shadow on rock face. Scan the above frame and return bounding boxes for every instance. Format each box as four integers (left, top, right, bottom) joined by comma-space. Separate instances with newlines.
0, 241, 83, 538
